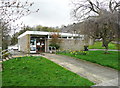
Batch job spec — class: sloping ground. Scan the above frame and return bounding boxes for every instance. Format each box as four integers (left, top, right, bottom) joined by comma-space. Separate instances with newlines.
89, 42, 119, 50
2, 56, 94, 86
43, 54, 118, 86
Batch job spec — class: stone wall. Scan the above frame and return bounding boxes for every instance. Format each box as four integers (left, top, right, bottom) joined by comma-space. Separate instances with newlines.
48, 39, 84, 51
60, 39, 84, 51
18, 34, 30, 53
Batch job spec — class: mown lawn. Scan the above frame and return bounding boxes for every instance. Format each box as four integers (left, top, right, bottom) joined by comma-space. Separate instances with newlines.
58, 51, 119, 70
2, 56, 94, 86
89, 42, 119, 50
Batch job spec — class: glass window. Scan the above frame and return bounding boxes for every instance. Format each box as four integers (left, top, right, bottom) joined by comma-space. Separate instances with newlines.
30, 38, 36, 45
30, 47, 36, 51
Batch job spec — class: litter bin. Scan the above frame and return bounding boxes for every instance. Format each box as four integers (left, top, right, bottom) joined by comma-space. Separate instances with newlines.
84, 46, 88, 51
49, 46, 52, 53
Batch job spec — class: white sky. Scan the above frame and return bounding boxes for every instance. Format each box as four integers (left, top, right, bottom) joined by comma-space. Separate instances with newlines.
13, 0, 117, 33
15, 0, 73, 28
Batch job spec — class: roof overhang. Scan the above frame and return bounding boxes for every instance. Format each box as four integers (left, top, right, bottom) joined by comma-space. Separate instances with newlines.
18, 31, 84, 39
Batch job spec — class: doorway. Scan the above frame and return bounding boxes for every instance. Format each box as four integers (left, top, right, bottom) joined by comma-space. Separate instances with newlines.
36, 39, 45, 53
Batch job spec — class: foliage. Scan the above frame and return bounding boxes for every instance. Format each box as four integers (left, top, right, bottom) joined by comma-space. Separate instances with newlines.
10, 36, 18, 45
58, 51, 119, 70
35, 25, 60, 32
10, 26, 33, 45
18, 26, 33, 36
50, 33, 62, 49
2, 56, 94, 86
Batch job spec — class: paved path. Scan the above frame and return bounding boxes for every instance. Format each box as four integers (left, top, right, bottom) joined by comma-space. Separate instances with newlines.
43, 53, 118, 86
89, 49, 120, 51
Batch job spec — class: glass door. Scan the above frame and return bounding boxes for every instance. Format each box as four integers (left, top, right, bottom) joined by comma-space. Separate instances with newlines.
36, 39, 45, 53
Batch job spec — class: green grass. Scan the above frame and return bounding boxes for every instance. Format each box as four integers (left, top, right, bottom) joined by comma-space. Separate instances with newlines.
2, 56, 94, 86
0, 71, 1, 87
58, 51, 119, 70
89, 42, 119, 50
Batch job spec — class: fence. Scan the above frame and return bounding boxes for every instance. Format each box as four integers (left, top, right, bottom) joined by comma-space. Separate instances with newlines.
0, 49, 13, 61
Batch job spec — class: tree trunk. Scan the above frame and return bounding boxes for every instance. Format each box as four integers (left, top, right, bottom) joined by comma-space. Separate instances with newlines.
105, 45, 108, 54
102, 38, 109, 54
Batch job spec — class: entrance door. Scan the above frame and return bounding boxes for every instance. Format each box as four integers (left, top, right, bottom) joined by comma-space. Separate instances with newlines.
36, 39, 45, 53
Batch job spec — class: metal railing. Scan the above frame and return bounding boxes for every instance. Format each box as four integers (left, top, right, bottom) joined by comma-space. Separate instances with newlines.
0, 49, 13, 60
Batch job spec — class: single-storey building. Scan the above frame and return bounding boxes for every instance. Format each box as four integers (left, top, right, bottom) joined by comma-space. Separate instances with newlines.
18, 31, 85, 53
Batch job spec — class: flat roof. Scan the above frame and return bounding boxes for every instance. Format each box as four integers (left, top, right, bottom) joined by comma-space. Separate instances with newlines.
18, 31, 84, 39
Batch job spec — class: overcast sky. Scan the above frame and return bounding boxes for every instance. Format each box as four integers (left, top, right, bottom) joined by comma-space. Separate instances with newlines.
15, 0, 73, 28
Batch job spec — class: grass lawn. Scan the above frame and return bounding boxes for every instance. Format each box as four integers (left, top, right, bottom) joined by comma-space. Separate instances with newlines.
2, 56, 94, 86
89, 42, 119, 50
0, 72, 1, 87
58, 51, 119, 70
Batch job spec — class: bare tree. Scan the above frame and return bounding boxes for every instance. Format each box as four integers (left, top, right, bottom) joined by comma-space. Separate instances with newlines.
71, 0, 120, 52
0, 0, 39, 49
72, 0, 120, 20
0, 0, 39, 25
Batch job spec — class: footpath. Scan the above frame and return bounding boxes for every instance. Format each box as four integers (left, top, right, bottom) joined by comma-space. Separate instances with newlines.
43, 53, 119, 87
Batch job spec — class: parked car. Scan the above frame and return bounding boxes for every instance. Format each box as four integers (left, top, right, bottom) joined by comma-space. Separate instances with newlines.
8, 44, 18, 50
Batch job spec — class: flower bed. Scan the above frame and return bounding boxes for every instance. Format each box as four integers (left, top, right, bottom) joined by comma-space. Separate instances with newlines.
57, 50, 89, 55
